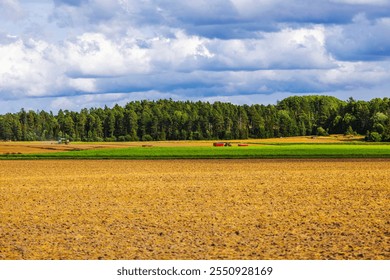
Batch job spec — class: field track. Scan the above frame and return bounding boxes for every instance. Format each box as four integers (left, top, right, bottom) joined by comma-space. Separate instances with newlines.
0, 159, 388, 259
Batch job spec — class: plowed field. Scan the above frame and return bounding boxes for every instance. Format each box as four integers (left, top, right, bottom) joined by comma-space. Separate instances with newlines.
0, 159, 388, 259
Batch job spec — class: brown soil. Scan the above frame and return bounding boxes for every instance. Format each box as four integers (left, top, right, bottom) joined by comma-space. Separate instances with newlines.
0, 159, 388, 260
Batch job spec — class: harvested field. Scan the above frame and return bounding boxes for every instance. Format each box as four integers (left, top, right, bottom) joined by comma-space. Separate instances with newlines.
0, 141, 110, 154
0, 141, 220, 155
0, 159, 388, 260
0, 135, 364, 155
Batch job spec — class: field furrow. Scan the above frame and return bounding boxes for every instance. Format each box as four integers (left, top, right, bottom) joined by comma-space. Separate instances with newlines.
0, 159, 389, 259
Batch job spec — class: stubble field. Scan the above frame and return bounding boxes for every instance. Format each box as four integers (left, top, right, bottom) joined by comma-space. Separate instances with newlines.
0, 135, 363, 155
0, 159, 389, 260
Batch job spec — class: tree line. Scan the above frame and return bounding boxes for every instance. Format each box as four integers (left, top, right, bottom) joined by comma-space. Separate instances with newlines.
1, 95, 390, 142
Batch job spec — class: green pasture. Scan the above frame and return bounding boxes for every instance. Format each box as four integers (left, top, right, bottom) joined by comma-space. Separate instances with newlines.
2, 143, 390, 159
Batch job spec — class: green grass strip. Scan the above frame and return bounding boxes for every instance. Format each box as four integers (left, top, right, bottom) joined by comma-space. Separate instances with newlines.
2, 144, 390, 159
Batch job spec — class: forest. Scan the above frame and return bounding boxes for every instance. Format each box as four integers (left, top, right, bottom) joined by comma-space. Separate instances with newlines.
1, 95, 390, 142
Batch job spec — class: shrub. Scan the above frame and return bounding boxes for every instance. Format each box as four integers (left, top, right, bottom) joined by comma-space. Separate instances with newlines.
316, 126, 328, 136
105, 136, 117, 142
344, 125, 355, 136
141, 134, 153, 141
369, 132, 382, 142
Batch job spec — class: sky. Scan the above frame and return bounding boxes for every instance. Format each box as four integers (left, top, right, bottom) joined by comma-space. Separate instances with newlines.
1, 0, 390, 114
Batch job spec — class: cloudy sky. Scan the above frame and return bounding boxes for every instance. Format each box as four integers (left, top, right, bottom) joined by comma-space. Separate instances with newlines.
1, 0, 390, 113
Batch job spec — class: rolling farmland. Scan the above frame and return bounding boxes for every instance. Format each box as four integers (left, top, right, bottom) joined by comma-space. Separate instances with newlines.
2, 136, 390, 160
1, 159, 388, 260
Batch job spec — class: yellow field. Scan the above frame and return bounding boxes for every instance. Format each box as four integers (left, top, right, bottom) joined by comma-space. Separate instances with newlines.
0, 159, 388, 260
0, 135, 363, 154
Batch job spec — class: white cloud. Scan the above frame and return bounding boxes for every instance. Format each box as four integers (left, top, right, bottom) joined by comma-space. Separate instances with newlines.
0, 0, 24, 21
320, 61, 390, 89
330, 0, 389, 5
148, 31, 214, 71
0, 39, 65, 97
207, 26, 333, 70
1, 0, 390, 114
68, 78, 97, 92
64, 33, 150, 76
326, 14, 390, 61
